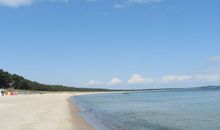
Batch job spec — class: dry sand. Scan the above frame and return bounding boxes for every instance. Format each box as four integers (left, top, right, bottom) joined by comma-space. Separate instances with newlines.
0, 93, 95, 130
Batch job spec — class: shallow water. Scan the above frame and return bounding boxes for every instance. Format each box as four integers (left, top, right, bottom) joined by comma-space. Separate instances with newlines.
71, 89, 220, 130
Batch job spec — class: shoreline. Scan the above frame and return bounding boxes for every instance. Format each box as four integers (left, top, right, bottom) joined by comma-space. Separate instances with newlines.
0, 92, 105, 130
68, 93, 94, 130
68, 91, 115, 130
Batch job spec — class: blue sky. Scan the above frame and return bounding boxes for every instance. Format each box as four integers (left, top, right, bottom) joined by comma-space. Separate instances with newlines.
0, 0, 220, 89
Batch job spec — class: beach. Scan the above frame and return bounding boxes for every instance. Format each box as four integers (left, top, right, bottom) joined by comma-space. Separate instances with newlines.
0, 93, 94, 130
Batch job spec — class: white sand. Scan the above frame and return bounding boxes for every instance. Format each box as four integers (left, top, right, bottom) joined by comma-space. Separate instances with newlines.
0, 93, 94, 130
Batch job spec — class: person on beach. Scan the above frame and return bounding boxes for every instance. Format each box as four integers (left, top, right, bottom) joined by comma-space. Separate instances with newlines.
1, 91, 5, 96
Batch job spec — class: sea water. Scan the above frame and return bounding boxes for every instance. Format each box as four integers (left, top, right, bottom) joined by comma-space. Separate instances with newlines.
71, 89, 220, 130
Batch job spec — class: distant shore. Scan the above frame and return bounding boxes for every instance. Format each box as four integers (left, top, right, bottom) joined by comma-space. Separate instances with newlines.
0, 92, 102, 130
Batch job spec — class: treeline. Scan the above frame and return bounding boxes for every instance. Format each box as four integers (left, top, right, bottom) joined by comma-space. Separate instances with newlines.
0, 69, 109, 92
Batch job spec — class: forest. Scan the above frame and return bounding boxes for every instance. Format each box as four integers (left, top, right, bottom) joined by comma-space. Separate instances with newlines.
0, 69, 109, 92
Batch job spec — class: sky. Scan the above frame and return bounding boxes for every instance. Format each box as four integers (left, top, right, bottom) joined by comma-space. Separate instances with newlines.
0, 0, 220, 89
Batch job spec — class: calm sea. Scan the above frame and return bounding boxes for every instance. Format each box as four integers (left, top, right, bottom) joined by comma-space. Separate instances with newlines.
71, 89, 220, 130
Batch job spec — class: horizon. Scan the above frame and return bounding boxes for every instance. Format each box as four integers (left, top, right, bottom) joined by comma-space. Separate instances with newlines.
1, 0, 220, 89
1, 68, 220, 90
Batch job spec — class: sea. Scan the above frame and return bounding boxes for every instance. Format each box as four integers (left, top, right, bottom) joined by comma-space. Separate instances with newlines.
70, 88, 220, 130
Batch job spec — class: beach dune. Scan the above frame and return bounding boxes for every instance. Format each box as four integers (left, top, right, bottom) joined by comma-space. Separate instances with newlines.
0, 93, 94, 130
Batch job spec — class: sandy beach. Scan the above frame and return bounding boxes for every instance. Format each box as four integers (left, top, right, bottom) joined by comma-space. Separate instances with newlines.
0, 93, 94, 130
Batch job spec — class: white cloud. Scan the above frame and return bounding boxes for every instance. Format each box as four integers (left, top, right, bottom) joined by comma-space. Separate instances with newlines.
80, 73, 220, 88
128, 74, 146, 84
0, 0, 163, 8
144, 78, 155, 84
114, 0, 164, 8
128, 73, 220, 85
82, 78, 122, 87
209, 55, 220, 63
160, 75, 192, 83
81, 80, 103, 87
114, 3, 124, 8
195, 74, 220, 82
0, 0, 68, 7
128, 74, 151, 84
0, 0, 32, 7
158, 74, 220, 84
108, 78, 123, 86
128, 0, 163, 4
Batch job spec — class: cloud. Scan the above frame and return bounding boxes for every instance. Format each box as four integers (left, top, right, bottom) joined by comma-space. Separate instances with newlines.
80, 73, 220, 88
0, 0, 163, 8
0, 0, 32, 7
114, 3, 124, 8
82, 78, 123, 87
127, 73, 220, 85
128, 0, 163, 4
195, 74, 220, 82
0, 0, 68, 7
128, 74, 146, 84
107, 78, 123, 86
81, 80, 103, 87
157, 74, 220, 84
114, 0, 164, 8
145, 78, 155, 84
160, 75, 192, 83
128, 74, 154, 84
209, 55, 220, 63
